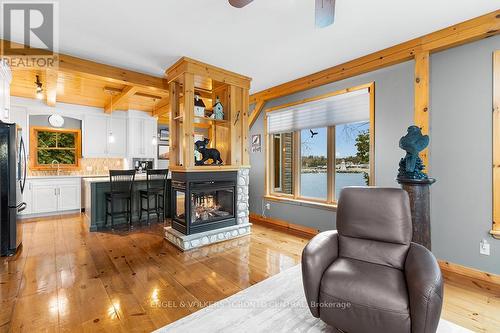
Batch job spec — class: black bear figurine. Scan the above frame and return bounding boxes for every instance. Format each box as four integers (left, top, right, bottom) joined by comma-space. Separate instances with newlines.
194, 138, 223, 165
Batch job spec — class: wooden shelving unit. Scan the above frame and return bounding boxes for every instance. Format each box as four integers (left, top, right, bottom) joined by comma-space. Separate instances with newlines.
166, 57, 252, 172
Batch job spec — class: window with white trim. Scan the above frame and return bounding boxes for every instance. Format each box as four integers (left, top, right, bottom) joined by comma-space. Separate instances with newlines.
266, 84, 374, 205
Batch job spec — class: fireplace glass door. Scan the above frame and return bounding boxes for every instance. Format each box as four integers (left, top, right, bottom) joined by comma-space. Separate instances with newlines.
174, 190, 186, 221
191, 188, 234, 225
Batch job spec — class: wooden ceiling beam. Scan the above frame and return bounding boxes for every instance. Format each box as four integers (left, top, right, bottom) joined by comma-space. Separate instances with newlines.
152, 97, 170, 117
45, 69, 58, 107
249, 100, 265, 128
249, 10, 500, 105
103, 86, 166, 100
1, 39, 169, 94
104, 86, 138, 113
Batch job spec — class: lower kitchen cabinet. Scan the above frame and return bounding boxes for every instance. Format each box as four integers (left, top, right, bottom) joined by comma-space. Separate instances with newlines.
22, 178, 81, 217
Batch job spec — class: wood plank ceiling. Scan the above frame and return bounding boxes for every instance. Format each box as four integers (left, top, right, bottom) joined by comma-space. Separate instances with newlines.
2, 39, 171, 123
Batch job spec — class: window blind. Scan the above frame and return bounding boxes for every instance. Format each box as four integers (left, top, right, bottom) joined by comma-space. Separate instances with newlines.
267, 88, 370, 134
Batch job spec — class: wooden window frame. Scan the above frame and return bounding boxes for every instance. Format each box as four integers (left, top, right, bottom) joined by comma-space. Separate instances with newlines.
492, 51, 500, 239
264, 82, 375, 208
30, 126, 82, 171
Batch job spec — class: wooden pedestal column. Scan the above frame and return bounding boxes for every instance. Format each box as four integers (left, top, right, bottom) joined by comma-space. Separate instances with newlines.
397, 178, 436, 250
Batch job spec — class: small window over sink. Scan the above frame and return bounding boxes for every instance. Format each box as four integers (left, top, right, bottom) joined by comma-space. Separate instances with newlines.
30, 127, 81, 170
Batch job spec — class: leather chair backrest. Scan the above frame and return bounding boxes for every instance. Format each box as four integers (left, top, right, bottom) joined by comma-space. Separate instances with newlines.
336, 187, 412, 270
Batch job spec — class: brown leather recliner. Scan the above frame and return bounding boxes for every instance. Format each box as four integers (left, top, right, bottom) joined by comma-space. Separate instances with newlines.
302, 187, 443, 333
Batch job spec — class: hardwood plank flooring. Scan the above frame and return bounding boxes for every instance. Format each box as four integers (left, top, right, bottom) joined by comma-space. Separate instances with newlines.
0, 214, 498, 332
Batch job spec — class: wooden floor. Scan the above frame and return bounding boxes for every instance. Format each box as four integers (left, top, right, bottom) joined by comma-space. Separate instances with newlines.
0, 214, 498, 333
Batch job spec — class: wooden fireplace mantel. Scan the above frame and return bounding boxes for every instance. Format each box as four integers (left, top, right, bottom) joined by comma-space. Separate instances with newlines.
169, 165, 251, 173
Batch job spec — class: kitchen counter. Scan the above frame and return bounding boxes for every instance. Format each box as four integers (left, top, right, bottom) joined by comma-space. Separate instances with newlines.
82, 173, 150, 183
83, 175, 171, 231
27, 175, 108, 179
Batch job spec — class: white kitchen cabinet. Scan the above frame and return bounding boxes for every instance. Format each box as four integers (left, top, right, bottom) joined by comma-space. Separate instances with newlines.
58, 183, 81, 211
0, 61, 11, 122
84, 114, 108, 157
128, 117, 145, 157
127, 117, 157, 158
32, 183, 59, 213
108, 117, 128, 157
144, 118, 158, 158
20, 178, 81, 217
84, 114, 128, 158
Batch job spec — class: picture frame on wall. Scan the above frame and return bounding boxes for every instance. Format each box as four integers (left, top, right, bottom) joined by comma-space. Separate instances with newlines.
158, 144, 169, 160
159, 129, 169, 142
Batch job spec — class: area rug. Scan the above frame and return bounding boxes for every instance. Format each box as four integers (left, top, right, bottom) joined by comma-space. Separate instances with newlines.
155, 265, 472, 333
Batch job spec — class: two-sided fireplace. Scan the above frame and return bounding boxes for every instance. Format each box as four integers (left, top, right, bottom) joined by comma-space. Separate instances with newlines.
171, 171, 237, 235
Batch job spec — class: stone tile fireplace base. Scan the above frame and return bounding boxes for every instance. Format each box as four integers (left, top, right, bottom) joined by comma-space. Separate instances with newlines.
165, 168, 251, 251
164, 223, 252, 251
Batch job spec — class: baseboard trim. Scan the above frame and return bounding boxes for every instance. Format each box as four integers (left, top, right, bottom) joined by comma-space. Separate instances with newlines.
20, 211, 82, 223
438, 260, 500, 286
249, 213, 319, 239
250, 214, 500, 287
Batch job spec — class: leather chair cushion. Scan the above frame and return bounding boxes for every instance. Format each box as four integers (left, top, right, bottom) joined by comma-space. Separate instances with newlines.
339, 235, 410, 269
337, 187, 412, 245
319, 258, 410, 333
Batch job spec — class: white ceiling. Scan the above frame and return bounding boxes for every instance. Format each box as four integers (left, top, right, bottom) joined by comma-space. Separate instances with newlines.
29, 1, 500, 93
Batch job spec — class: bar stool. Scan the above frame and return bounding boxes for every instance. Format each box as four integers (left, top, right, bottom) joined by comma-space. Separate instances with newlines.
139, 169, 168, 224
105, 170, 135, 230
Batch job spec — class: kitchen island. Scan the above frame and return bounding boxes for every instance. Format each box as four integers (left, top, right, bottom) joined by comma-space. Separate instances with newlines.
83, 174, 171, 231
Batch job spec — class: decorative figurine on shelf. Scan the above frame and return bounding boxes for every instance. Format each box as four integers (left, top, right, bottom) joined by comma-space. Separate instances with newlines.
194, 138, 223, 165
397, 125, 429, 180
194, 94, 206, 117
212, 96, 224, 120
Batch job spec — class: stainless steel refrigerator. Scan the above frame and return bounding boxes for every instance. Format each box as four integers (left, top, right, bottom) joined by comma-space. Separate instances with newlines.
0, 121, 26, 256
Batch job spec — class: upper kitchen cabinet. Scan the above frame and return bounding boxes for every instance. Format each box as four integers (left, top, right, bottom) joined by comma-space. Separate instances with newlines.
108, 116, 128, 157
83, 114, 107, 157
83, 113, 128, 158
127, 115, 157, 159
0, 61, 12, 122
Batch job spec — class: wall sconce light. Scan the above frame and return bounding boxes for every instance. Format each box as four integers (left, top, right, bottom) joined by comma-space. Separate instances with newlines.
35, 75, 44, 100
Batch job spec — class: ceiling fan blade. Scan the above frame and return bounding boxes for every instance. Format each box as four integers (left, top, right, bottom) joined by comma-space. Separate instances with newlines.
228, 0, 254, 8
315, 0, 336, 28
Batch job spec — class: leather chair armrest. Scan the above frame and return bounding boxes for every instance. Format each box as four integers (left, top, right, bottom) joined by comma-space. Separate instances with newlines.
405, 243, 444, 333
301, 230, 339, 318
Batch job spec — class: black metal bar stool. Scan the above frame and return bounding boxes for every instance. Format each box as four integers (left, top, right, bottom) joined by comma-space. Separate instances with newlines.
105, 170, 135, 230
139, 169, 168, 224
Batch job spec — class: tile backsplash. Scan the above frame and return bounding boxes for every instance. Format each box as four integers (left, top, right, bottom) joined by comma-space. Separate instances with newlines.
28, 158, 125, 177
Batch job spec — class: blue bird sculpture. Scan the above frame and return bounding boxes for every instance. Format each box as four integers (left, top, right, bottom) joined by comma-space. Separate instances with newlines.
397, 126, 429, 180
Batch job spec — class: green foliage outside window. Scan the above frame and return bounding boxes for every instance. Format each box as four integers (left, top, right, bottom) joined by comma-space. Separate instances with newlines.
36, 130, 78, 165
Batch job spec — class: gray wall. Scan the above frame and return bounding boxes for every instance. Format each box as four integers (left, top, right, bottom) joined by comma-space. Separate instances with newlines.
249, 61, 414, 232
29, 115, 82, 129
430, 35, 500, 275
249, 36, 500, 275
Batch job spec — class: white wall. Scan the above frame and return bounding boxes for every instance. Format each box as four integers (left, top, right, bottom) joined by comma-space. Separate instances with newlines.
9, 97, 159, 164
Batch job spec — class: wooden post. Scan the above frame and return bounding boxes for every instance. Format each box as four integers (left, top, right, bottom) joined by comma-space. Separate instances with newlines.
414, 51, 430, 168
183, 73, 195, 167
241, 88, 250, 165
493, 51, 500, 236
229, 86, 243, 165
169, 82, 180, 167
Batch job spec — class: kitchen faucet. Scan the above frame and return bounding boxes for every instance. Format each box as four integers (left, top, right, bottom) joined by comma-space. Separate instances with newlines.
51, 160, 61, 176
